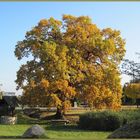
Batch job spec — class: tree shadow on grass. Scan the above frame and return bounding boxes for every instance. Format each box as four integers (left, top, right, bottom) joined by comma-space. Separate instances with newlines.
0, 136, 48, 139
0, 136, 22, 139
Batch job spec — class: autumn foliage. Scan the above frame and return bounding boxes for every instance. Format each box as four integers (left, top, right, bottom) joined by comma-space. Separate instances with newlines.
15, 15, 125, 116
124, 83, 140, 99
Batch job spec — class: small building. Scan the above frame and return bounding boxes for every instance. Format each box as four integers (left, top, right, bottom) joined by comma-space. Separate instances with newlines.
0, 92, 20, 116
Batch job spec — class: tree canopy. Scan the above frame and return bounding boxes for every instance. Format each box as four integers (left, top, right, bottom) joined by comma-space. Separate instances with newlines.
15, 15, 125, 117
122, 55, 140, 103
124, 83, 140, 99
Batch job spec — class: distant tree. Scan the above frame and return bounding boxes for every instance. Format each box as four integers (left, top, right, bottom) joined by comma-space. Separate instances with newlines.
124, 83, 140, 107
122, 58, 140, 82
15, 15, 125, 119
122, 84, 136, 105
122, 53, 140, 107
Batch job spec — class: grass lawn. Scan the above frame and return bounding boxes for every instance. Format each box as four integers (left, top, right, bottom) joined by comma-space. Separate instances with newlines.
0, 124, 111, 139
1, 107, 139, 139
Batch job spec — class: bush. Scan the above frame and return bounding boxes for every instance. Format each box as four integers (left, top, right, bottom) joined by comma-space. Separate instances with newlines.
79, 111, 124, 131
119, 109, 140, 123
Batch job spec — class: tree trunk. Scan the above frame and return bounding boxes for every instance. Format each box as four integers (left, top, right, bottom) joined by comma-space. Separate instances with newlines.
136, 99, 139, 108
54, 107, 65, 119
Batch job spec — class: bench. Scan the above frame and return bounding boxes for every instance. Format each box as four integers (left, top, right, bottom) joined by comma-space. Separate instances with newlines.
51, 119, 70, 125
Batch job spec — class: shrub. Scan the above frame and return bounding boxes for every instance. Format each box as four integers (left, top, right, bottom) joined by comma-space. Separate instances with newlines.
119, 109, 140, 123
79, 111, 124, 131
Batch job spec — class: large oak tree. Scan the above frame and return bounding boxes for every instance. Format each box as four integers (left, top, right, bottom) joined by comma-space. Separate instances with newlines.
15, 15, 125, 118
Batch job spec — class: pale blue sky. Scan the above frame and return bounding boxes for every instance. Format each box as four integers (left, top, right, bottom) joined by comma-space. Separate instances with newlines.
0, 2, 140, 94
